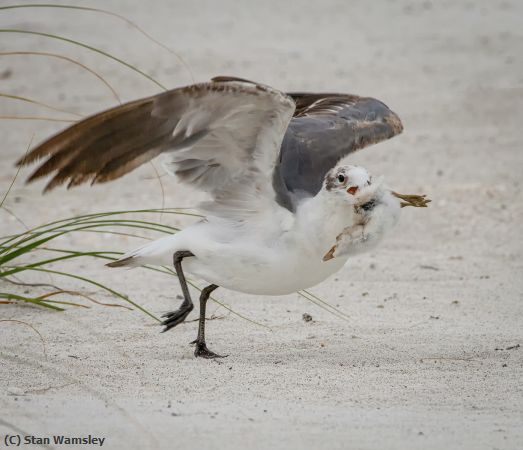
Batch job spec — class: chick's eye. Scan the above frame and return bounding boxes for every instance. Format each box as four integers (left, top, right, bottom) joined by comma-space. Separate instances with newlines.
337, 174, 345, 183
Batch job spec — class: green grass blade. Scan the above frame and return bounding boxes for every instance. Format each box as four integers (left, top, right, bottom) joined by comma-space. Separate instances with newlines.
78, 230, 152, 240
1, 207, 198, 236
0, 292, 64, 311
0, 229, 71, 265
76, 218, 179, 232
0, 221, 177, 259
1, 251, 117, 278
0, 208, 200, 247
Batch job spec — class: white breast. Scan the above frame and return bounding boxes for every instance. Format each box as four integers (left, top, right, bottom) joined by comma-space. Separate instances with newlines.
120, 187, 399, 296
182, 194, 355, 295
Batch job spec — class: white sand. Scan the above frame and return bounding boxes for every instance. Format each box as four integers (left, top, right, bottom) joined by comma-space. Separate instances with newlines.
1, 1, 522, 449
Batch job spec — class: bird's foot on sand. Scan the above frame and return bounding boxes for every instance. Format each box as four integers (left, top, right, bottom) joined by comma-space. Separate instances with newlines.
191, 340, 227, 359
161, 305, 194, 332
392, 192, 431, 208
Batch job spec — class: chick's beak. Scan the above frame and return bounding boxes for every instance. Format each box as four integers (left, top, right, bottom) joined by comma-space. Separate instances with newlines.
347, 186, 358, 195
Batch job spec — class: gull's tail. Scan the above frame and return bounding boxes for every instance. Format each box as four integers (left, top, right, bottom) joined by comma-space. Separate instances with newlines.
106, 233, 183, 268
106, 257, 135, 268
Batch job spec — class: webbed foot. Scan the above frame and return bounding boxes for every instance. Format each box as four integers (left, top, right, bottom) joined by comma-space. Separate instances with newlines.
191, 340, 227, 359
161, 304, 194, 332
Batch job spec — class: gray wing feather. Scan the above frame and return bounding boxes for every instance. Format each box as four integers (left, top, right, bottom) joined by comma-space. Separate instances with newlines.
273, 94, 403, 211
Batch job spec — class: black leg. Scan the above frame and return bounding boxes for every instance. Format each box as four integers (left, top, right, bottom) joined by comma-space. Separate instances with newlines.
161, 251, 195, 332
191, 284, 226, 359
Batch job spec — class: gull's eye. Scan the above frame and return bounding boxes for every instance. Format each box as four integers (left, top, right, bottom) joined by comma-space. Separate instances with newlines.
337, 174, 345, 183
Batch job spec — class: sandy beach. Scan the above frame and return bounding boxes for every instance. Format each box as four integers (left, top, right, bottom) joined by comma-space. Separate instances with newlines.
1, 1, 522, 449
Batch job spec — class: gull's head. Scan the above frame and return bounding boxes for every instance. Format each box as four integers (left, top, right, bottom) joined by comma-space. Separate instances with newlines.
324, 165, 373, 204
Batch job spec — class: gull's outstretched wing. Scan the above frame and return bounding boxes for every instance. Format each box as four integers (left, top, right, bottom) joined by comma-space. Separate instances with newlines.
274, 92, 403, 211
18, 81, 295, 219
211, 77, 404, 211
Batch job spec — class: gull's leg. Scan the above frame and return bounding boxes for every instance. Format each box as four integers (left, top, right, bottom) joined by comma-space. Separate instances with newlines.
161, 250, 195, 332
190, 284, 226, 359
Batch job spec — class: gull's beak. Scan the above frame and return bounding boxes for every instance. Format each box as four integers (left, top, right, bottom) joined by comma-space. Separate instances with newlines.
347, 186, 358, 195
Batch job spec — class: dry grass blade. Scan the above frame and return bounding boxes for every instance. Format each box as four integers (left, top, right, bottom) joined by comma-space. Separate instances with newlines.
207, 292, 272, 331
38, 290, 133, 310
0, 51, 121, 103
149, 161, 165, 220
0, 3, 194, 83
5, 267, 161, 322
1, 205, 29, 230
1, 134, 33, 208
0, 29, 167, 91
0, 115, 77, 122
300, 289, 351, 320
2, 277, 61, 290
143, 264, 272, 330
298, 290, 351, 322
0, 92, 83, 117
0, 319, 48, 360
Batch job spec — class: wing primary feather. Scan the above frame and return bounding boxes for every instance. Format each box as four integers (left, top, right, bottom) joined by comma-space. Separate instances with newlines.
17, 97, 155, 167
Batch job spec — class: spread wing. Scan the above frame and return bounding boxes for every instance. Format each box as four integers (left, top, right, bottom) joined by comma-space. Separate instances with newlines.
19, 76, 402, 217
211, 77, 404, 211
18, 81, 296, 219
272, 92, 403, 210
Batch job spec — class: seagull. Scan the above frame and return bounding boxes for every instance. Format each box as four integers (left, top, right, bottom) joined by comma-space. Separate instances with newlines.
18, 76, 429, 358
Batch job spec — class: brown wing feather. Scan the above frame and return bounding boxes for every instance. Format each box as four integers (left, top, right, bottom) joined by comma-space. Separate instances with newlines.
19, 96, 165, 191
19, 98, 154, 167
18, 80, 295, 196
